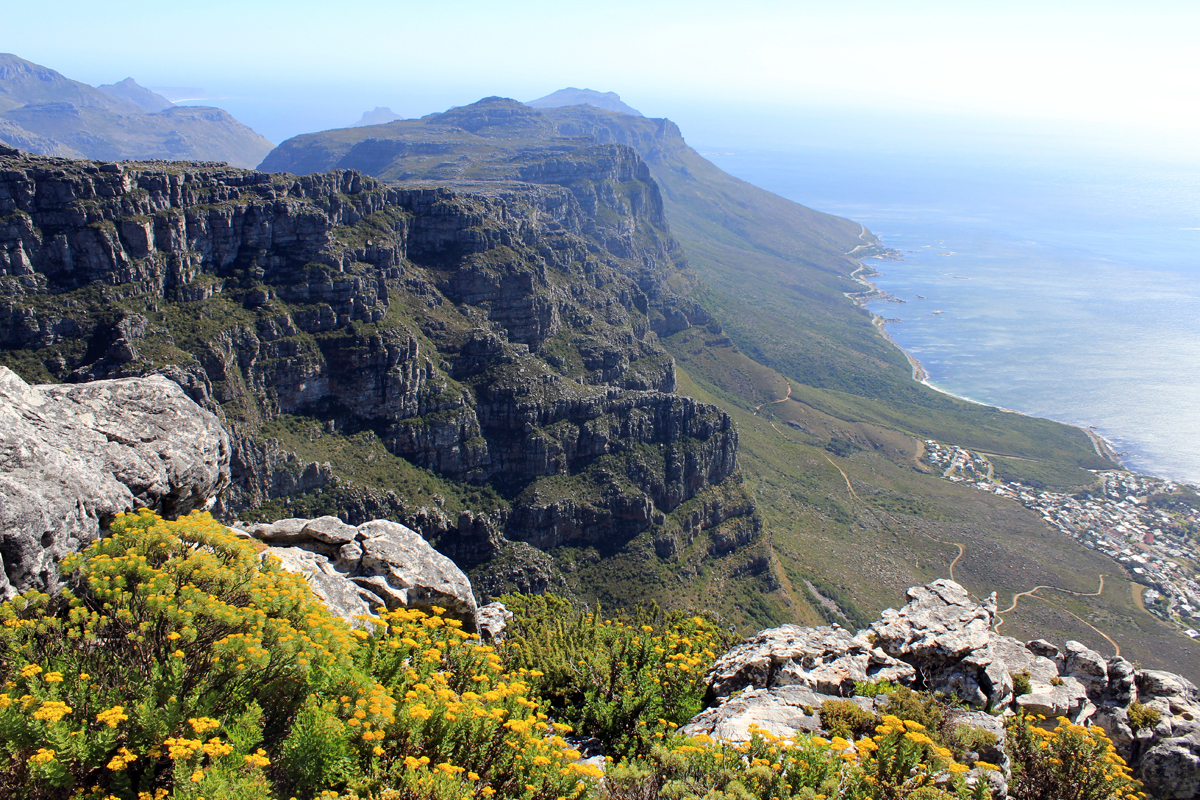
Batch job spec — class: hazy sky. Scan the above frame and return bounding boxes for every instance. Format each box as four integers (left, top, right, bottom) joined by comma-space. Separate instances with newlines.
5, 0, 1199, 152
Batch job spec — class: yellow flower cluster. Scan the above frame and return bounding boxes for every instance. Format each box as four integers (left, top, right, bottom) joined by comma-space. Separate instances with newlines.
32, 700, 72, 723
347, 604, 598, 799
1008, 713, 1144, 799
96, 706, 128, 728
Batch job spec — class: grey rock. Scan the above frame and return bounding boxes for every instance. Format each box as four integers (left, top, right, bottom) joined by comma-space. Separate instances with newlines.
1138, 732, 1200, 800
870, 580, 995, 662
1063, 640, 1109, 699
1106, 657, 1138, 704
477, 601, 513, 641
265, 547, 377, 621
1095, 706, 1137, 755
0, 366, 230, 599
992, 635, 1059, 684
868, 580, 1010, 709
703, 624, 914, 700
249, 518, 310, 544
1140, 671, 1200, 705
680, 686, 866, 743
302, 515, 359, 545
1026, 639, 1060, 659
1015, 676, 1089, 720
356, 519, 477, 623
246, 516, 478, 629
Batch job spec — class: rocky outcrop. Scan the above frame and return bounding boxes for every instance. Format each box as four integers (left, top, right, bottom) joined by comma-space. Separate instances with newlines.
686, 579, 1200, 799
868, 579, 1013, 710
682, 685, 868, 742
704, 624, 914, 700
0, 365, 229, 599
238, 515, 478, 628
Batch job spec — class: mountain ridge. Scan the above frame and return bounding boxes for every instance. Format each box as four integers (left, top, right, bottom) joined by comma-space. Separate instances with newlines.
0, 53, 273, 167
251, 95, 1196, 680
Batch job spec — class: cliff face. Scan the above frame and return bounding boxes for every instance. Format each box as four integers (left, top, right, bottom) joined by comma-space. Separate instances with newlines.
0, 144, 763, 609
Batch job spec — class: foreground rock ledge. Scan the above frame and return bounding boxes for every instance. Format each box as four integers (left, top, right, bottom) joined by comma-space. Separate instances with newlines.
0, 366, 230, 599
686, 579, 1200, 800
236, 515, 478, 630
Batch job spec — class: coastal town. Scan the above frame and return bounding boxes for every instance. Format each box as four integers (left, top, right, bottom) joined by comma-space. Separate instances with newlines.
923, 440, 1200, 640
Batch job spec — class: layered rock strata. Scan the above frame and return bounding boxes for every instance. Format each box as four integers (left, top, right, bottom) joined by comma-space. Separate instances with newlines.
0, 144, 760, 599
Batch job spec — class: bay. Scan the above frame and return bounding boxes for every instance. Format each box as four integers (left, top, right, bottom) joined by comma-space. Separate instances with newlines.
699, 138, 1200, 484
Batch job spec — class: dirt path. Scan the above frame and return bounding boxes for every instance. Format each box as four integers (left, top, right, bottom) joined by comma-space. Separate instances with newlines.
993, 575, 1118, 655
997, 575, 1106, 618
753, 382, 792, 415
947, 542, 965, 583
823, 454, 860, 501
1026, 594, 1122, 658
825, 453, 967, 584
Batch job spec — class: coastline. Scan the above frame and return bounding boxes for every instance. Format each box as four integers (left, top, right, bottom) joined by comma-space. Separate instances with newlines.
846, 256, 1131, 474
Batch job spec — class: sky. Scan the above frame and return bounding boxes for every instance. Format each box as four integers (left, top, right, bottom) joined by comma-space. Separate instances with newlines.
5, 0, 1200, 157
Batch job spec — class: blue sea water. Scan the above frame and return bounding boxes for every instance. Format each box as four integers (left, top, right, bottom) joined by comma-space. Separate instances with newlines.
699, 137, 1200, 484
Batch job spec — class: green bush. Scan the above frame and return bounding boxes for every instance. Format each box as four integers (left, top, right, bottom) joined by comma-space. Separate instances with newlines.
879, 688, 945, 741
1012, 672, 1033, 697
0, 511, 1143, 800
818, 700, 877, 740
853, 678, 902, 698
1127, 701, 1161, 731
1006, 713, 1141, 800
0, 510, 359, 800
498, 594, 731, 758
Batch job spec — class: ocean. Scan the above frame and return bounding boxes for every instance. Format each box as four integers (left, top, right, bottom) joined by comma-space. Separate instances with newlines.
698, 130, 1200, 485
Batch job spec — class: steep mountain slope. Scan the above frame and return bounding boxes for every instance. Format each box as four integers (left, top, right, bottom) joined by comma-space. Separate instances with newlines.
0, 144, 772, 628
0, 54, 272, 167
253, 97, 1199, 680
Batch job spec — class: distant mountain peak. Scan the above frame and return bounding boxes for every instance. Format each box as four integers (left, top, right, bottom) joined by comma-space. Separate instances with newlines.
348, 106, 404, 128
0, 54, 272, 167
422, 96, 555, 137
98, 77, 174, 113
526, 88, 642, 117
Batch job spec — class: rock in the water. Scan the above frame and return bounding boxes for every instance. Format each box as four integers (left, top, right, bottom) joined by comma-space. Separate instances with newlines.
244, 516, 478, 629
0, 367, 230, 599
704, 624, 914, 699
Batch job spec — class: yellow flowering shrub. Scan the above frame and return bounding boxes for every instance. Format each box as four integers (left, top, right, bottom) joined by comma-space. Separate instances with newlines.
0, 510, 360, 799
498, 594, 731, 757
321, 604, 597, 800
608, 718, 989, 800
1006, 714, 1143, 800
